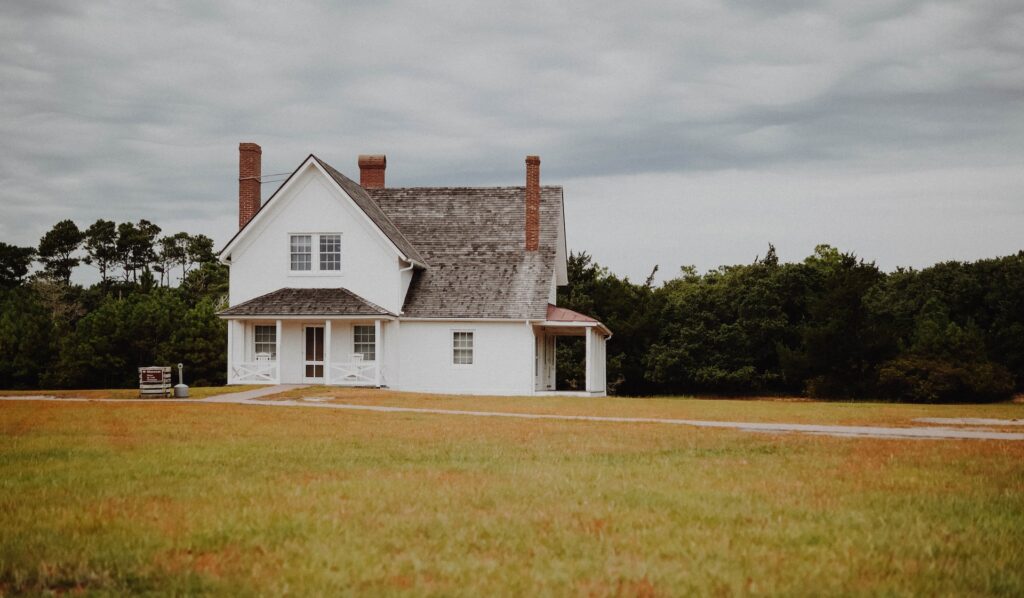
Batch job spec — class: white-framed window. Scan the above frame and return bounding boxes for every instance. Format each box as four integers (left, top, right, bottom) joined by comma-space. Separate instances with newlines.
320, 234, 341, 271
353, 325, 376, 361
290, 235, 312, 271
254, 325, 277, 359
289, 233, 342, 273
452, 330, 474, 365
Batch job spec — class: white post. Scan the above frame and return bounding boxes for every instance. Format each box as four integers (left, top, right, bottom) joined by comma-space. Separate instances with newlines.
374, 319, 382, 387
324, 319, 332, 385
275, 319, 282, 384
527, 321, 535, 395
226, 319, 234, 384
585, 326, 593, 393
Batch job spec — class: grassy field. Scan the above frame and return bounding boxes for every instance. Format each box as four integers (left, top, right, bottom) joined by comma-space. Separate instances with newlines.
1, 396, 1023, 595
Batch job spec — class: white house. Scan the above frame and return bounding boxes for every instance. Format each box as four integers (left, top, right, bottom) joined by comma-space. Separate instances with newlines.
218, 143, 610, 396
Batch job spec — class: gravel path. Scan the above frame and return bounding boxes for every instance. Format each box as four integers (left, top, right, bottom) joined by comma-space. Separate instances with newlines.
3, 389, 1022, 441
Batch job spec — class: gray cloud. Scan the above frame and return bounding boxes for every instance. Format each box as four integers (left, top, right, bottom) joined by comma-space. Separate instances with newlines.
1, 0, 1022, 282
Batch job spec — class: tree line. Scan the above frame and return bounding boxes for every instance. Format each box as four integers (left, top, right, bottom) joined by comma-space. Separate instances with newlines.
0, 219, 227, 388
2, 218, 1022, 402
556, 245, 1024, 402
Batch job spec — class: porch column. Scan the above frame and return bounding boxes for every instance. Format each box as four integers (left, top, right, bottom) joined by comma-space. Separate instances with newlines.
275, 319, 282, 384
324, 319, 332, 385
226, 319, 234, 384
374, 319, 382, 387
585, 326, 594, 393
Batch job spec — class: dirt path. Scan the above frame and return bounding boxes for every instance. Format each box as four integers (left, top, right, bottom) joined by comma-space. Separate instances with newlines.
2, 389, 1022, 440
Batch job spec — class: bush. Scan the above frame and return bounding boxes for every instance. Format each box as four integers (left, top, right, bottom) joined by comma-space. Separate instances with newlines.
877, 355, 1014, 403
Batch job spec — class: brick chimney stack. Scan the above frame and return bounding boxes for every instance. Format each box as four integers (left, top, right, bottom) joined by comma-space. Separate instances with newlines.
358, 155, 386, 189
238, 142, 262, 229
525, 155, 540, 251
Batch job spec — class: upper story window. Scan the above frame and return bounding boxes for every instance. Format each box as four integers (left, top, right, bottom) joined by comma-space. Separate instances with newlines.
290, 235, 312, 271
320, 234, 341, 271
289, 233, 341, 273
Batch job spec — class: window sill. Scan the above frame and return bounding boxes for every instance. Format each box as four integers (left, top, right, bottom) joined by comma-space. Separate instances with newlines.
287, 271, 344, 277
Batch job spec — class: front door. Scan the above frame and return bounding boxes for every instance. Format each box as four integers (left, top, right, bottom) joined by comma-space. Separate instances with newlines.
303, 325, 325, 382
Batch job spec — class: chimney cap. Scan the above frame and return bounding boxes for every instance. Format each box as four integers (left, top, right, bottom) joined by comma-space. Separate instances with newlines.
358, 154, 386, 168
526, 155, 540, 164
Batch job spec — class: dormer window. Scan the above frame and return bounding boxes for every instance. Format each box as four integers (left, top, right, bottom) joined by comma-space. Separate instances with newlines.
290, 233, 341, 273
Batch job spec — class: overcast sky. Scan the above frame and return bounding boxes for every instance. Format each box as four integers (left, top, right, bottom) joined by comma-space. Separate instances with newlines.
2, 0, 1022, 282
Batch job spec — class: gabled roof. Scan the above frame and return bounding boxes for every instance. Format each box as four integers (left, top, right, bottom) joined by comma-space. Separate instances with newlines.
218, 287, 394, 317
370, 186, 563, 320
219, 155, 428, 267
312, 157, 428, 266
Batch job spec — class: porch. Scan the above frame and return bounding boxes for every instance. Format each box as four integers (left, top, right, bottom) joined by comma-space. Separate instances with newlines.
534, 304, 612, 396
226, 318, 388, 386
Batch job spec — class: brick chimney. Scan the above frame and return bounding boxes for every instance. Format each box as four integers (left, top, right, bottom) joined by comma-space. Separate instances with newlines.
238, 142, 262, 229
358, 154, 386, 189
525, 155, 540, 251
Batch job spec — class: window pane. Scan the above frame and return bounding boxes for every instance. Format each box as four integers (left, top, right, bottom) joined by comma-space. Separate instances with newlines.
290, 235, 312, 271
254, 325, 276, 359
353, 325, 376, 361
320, 234, 341, 271
453, 331, 473, 364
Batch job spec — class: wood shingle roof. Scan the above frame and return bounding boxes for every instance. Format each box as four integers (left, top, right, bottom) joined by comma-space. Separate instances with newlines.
219, 287, 394, 317
368, 186, 563, 320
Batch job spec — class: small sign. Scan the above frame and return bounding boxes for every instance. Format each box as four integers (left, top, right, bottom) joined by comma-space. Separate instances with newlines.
140, 369, 165, 383
139, 366, 172, 398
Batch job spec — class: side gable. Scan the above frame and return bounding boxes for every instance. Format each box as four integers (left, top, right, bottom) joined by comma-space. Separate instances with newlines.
219, 155, 427, 268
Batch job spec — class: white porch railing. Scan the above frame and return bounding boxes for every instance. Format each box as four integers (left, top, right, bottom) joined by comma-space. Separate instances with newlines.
231, 360, 278, 384
328, 359, 378, 386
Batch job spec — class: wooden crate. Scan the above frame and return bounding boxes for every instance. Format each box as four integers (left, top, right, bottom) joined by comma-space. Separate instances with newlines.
139, 366, 172, 398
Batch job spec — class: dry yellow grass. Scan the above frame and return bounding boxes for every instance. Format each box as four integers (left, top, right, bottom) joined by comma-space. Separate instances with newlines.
0, 385, 264, 400
1, 397, 1022, 595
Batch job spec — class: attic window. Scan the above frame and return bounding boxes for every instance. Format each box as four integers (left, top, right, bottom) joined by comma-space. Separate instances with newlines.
290, 235, 312, 271
320, 234, 341, 271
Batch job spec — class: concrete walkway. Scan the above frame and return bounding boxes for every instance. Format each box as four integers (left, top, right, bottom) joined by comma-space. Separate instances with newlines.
3, 388, 1023, 441
913, 417, 1024, 427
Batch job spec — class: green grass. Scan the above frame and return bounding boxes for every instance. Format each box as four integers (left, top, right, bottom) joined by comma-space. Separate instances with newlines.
1, 398, 1022, 595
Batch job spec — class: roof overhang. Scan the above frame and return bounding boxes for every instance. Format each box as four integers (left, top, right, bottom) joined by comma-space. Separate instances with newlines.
219, 314, 398, 321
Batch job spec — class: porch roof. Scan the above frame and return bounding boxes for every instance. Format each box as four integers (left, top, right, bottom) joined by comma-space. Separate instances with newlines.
543, 304, 611, 336
218, 288, 395, 318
